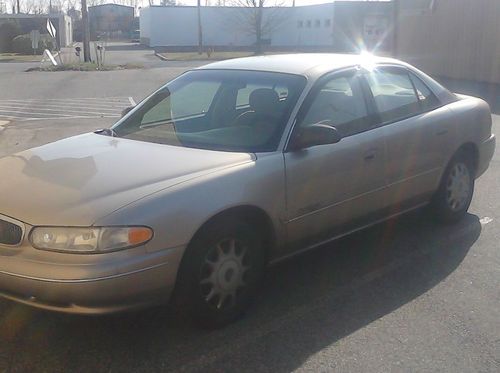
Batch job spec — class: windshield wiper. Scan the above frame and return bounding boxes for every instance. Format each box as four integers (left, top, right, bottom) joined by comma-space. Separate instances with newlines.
94, 128, 117, 137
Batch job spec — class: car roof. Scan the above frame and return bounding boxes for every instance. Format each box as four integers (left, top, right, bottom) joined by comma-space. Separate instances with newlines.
197, 53, 401, 77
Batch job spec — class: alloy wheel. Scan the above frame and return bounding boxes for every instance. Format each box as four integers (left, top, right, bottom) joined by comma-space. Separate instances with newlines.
199, 238, 250, 310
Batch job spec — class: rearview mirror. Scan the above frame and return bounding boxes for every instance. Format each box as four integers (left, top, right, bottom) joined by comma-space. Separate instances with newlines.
121, 106, 135, 117
289, 122, 342, 151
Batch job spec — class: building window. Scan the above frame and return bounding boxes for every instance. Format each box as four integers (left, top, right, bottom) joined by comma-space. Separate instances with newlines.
315, 19, 321, 28
306, 20, 311, 28
297, 20, 303, 28
325, 19, 331, 27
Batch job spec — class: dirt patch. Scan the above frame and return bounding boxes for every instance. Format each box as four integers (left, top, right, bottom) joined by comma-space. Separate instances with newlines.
25, 63, 143, 72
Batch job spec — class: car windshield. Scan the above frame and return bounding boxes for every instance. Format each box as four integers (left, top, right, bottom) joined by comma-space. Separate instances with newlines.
111, 70, 306, 152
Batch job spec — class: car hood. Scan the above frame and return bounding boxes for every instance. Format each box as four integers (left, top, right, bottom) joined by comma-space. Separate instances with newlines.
0, 133, 254, 226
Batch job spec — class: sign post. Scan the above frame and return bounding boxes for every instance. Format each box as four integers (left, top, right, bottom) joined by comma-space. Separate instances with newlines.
46, 19, 63, 64
30, 30, 40, 55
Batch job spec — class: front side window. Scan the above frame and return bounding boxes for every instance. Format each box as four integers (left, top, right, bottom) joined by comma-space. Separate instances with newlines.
112, 70, 306, 152
365, 67, 420, 123
296, 72, 370, 138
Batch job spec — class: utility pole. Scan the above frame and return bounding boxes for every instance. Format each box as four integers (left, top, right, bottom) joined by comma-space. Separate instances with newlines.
392, 0, 399, 58
81, 0, 91, 62
197, 0, 203, 54
255, 0, 263, 55
16, 0, 20, 13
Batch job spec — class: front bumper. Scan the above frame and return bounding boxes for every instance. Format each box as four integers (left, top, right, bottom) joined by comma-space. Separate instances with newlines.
477, 134, 496, 178
0, 241, 186, 314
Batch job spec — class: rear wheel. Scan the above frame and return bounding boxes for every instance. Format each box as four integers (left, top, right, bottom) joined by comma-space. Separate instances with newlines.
431, 151, 475, 223
174, 218, 266, 328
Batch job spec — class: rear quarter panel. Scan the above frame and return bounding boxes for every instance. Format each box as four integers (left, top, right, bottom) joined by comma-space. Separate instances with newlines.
447, 95, 492, 147
443, 95, 492, 166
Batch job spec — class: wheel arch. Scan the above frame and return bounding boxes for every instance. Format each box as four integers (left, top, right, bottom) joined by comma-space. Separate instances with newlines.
433, 141, 479, 200
184, 205, 277, 264
454, 142, 479, 176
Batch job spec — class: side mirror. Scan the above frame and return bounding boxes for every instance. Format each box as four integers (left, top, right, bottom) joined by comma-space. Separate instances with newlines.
289, 122, 342, 151
121, 106, 135, 117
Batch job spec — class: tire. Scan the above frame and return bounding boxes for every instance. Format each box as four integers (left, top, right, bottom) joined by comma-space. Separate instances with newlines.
431, 151, 475, 223
174, 217, 266, 328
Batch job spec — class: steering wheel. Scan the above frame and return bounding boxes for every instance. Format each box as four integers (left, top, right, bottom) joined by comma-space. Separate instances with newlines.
229, 111, 278, 128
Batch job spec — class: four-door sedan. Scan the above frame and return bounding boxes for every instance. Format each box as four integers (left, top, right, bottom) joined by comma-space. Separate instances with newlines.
0, 54, 495, 327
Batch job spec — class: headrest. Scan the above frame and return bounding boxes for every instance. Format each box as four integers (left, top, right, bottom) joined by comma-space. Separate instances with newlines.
249, 88, 279, 114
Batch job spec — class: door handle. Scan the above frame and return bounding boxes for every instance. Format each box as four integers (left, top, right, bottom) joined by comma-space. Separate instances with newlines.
436, 129, 448, 136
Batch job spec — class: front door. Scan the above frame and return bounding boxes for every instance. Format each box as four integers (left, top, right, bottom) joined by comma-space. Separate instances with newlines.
284, 69, 387, 249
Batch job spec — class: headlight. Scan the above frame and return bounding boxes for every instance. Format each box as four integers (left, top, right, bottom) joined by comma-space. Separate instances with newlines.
30, 226, 153, 253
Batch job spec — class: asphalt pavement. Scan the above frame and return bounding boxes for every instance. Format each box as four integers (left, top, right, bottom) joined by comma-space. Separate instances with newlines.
0, 54, 499, 372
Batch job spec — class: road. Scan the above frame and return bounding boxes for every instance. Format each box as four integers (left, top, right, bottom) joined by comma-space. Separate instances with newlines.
0, 55, 499, 372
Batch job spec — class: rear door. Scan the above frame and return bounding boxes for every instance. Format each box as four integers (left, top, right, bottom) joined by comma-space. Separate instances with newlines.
362, 66, 450, 209
284, 69, 387, 249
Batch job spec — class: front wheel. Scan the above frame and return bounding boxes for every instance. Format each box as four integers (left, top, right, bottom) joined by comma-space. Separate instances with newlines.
431, 152, 475, 223
174, 218, 266, 328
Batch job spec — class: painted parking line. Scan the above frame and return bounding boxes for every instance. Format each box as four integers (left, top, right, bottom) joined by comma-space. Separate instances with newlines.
0, 96, 132, 102
0, 97, 132, 121
480, 217, 493, 226
0, 101, 127, 110
0, 105, 122, 116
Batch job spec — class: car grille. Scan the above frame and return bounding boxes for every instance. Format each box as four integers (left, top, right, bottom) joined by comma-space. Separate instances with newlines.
0, 218, 23, 245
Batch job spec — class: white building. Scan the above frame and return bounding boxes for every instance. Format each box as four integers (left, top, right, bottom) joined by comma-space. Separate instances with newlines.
140, 2, 393, 53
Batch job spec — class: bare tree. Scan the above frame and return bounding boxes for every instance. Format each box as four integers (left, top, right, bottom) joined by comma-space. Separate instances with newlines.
23, 0, 47, 13
230, 0, 285, 55
87, 0, 104, 6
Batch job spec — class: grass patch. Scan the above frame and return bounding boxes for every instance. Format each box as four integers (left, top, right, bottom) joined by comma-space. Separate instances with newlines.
25, 62, 143, 72
0, 53, 42, 62
158, 51, 255, 61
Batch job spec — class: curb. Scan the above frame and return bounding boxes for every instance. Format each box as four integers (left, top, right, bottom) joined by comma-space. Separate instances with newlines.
153, 52, 212, 62
154, 52, 169, 61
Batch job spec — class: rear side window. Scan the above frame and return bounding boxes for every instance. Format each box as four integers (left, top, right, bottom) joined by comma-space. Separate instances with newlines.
171, 81, 221, 118
409, 73, 441, 112
141, 80, 220, 125
365, 68, 420, 123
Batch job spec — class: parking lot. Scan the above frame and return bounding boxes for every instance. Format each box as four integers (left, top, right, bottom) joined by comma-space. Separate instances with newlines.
0, 97, 133, 122
0, 56, 499, 372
